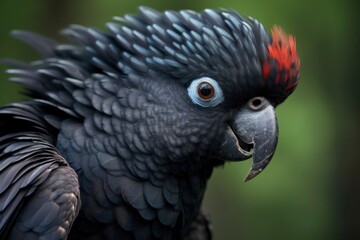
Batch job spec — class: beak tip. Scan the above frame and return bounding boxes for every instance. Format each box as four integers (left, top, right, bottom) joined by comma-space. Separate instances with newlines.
243, 152, 274, 182
243, 168, 263, 182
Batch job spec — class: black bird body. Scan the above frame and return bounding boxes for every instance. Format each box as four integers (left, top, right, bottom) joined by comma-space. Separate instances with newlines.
0, 7, 300, 240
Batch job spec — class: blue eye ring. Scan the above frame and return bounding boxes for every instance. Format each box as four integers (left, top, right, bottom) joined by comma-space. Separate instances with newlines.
187, 77, 224, 107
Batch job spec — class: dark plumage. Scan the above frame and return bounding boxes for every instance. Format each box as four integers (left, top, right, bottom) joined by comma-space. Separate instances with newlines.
0, 7, 300, 240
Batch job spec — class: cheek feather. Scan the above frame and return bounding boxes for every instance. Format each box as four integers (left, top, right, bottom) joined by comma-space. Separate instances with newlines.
262, 26, 300, 90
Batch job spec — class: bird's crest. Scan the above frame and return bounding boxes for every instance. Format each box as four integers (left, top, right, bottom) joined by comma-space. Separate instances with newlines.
262, 26, 300, 90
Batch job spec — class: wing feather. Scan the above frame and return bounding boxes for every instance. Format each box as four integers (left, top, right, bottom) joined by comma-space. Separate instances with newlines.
0, 103, 80, 239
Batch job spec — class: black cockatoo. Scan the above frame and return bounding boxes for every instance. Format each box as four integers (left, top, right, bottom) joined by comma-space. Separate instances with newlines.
0, 7, 300, 240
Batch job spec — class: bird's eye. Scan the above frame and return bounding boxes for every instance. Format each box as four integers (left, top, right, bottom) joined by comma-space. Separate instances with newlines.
187, 77, 224, 107
197, 82, 215, 100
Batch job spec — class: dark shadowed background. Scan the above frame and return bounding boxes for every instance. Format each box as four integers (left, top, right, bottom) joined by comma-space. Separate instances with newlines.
1, 0, 359, 239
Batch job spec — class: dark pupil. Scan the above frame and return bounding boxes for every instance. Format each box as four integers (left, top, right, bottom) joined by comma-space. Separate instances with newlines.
199, 83, 213, 98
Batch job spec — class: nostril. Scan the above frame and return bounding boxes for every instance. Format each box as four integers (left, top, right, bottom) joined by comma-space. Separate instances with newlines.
248, 97, 265, 110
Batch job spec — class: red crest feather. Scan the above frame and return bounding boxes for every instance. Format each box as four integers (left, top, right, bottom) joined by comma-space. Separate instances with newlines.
262, 26, 300, 90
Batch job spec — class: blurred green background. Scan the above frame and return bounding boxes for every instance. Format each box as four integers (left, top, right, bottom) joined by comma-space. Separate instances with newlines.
0, 0, 359, 239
